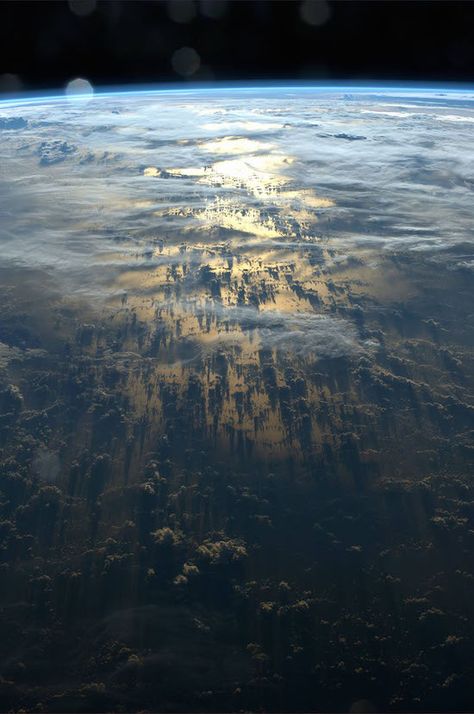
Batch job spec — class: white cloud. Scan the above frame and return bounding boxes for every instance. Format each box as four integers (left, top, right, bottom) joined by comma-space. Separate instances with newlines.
186, 303, 368, 359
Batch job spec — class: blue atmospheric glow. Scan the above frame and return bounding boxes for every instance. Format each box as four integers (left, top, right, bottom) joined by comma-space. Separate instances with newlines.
0, 80, 474, 108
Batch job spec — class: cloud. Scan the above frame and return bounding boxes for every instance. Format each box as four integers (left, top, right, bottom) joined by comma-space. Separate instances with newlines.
0, 342, 46, 371
1, 87, 474, 314
32, 449, 61, 482
0, 342, 23, 370
0, 116, 28, 130
436, 114, 474, 124
183, 303, 368, 359
38, 140, 77, 165
249, 310, 365, 357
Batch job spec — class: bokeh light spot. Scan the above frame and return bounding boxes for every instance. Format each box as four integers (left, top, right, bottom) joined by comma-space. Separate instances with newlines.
300, 0, 331, 27
0, 73, 23, 95
171, 47, 201, 77
68, 0, 97, 17
65, 77, 94, 100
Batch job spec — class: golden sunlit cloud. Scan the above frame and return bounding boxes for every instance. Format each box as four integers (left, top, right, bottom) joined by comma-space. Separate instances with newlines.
199, 137, 274, 155
196, 198, 283, 239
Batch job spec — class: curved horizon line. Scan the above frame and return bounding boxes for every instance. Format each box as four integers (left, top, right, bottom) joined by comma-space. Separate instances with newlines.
1, 79, 474, 107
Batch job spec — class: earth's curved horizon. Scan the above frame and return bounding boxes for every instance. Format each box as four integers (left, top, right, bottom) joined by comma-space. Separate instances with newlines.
0, 84, 473, 713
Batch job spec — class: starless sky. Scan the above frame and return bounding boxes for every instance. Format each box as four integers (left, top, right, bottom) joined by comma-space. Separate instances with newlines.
0, 0, 473, 94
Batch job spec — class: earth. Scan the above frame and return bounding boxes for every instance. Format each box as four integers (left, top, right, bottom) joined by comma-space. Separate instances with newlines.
0, 86, 473, 713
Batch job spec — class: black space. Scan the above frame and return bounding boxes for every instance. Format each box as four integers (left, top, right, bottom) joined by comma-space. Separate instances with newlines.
0, 0, 474, 94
